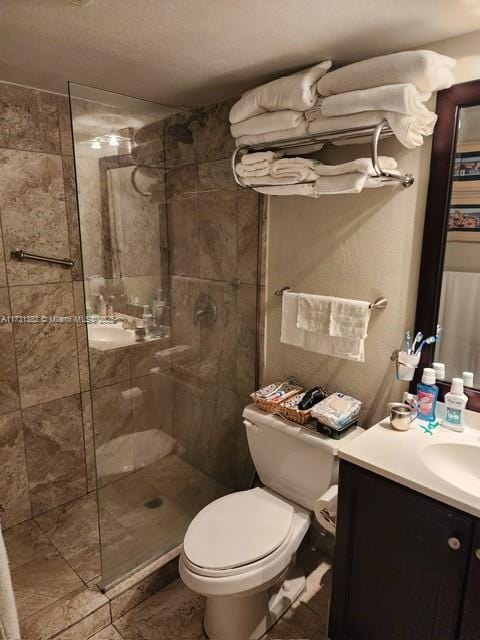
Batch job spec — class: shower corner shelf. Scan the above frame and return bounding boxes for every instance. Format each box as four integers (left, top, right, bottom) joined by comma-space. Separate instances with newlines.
231, 119, 415, 190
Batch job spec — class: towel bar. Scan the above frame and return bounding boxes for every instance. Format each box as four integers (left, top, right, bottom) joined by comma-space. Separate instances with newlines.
274, 287, 388, 310
231, 120, 414, 189
11, 248, 74, 268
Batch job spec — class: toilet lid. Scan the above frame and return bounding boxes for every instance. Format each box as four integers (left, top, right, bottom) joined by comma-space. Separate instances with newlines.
184, 488, 294, 570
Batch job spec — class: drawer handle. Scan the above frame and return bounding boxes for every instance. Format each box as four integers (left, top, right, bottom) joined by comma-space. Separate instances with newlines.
475, 548, 480, 560
448, 537, 461, 551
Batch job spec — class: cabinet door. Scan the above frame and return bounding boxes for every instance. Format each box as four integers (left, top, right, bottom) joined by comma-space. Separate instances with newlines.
329, 462, 473, 640
459, 521, 480, 640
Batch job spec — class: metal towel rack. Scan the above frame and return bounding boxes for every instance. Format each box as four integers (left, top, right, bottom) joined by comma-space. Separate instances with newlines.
231, 119, 415, 190
274, 286, 388, 310
11, 248, 74, 269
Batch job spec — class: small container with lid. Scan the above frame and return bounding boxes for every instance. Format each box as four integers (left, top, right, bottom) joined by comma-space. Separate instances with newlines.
432, 362, 445, 381
443, 378, 468, 432
462, 371, 474, 388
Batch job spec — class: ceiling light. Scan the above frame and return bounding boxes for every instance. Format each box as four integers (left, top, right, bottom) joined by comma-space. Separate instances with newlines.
91, 139, 102, 149
109, 135, 120, 147
66, 0, 93, 6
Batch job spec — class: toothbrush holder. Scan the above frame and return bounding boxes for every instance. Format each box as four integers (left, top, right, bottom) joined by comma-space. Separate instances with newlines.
392, 350, 421, 382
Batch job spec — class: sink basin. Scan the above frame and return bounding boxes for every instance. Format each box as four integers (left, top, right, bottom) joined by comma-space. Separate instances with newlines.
421, 442, 480, 498
88, 323, 136, 350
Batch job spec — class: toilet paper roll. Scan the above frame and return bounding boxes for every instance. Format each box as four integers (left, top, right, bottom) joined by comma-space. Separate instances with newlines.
121, 386, 145, 409
313, 484, 338, 535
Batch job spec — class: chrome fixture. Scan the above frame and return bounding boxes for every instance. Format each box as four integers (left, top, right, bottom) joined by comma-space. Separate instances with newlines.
274, 286, 388, 309
11, 248, 74, 269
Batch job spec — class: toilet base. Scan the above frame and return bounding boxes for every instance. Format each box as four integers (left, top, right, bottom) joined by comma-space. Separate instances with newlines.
203, 563, 306, 640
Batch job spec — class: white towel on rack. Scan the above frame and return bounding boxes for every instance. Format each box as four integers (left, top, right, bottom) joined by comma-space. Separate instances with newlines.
281, 292, 369, 361
316, 50, 456, 96
230, 110, 305, 138
0, 524, 20, 640
314, 156, 397, 176
306, 110, 435, 149
254, 183, 321, 197
229, 61, 332, 124
240, 151, 282, 165
237, 164, 271, 178
320, 84, 433, 121
234, 121, 309, 147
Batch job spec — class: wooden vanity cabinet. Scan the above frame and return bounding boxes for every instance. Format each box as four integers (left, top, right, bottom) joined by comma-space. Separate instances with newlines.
329, 461, 477, 640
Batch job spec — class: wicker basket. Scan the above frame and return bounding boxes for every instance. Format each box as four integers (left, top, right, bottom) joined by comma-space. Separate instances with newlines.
278, 403, 312, 425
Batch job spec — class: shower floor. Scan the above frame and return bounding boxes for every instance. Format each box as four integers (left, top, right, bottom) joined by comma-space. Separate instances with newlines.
4, 454, 227, 640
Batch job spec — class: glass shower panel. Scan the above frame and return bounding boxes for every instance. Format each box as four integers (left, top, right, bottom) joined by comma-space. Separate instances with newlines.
69, 84, 260, 588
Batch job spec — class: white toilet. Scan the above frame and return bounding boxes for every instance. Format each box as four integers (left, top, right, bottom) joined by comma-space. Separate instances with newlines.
179, 403, 353, 640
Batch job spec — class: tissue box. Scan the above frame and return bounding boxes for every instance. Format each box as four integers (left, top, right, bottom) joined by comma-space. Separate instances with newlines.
311, 392, 361, 429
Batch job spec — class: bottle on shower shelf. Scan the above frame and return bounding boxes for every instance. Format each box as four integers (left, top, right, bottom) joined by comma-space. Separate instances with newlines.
142, 305, 153, 337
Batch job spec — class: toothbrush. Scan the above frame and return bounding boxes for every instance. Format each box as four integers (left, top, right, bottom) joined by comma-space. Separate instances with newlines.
415, 335, 437, 356
411, 331, 423, 355
405, 330, 412, 354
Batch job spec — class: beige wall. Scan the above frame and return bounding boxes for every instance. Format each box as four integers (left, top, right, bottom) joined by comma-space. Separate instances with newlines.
263, 30, 480, 426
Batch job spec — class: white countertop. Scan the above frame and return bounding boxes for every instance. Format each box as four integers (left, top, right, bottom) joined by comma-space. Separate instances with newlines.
338, 406, 480, 518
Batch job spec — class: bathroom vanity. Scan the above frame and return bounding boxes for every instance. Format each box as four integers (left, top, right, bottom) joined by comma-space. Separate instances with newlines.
329, 416, 480, 640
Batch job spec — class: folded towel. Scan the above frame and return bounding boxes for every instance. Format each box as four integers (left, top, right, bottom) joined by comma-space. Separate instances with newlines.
320, 84, 433, 121
240, 151, 282, 165
254, 183, 320, 197
317, 50, 456, 96
229, 61, 332, 124
235, 120, 309, 147
270, 157, 319, 181
230, 110, 305, 138
281, 291, 369, 361
314, 156, 397, 176
236, 164, 271, 177
0, 525, 20, 640
306, 110, 436, 149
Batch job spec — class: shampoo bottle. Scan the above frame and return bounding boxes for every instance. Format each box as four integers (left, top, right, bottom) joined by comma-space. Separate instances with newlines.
416, 367, 439, 422
443, 378, 468, 432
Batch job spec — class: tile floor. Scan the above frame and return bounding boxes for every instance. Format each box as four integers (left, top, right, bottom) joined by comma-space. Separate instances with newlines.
112, 545, 332, 640
4, 454, 227, 639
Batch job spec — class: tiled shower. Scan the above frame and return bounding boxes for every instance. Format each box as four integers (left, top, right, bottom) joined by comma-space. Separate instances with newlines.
0, 81, 265, 636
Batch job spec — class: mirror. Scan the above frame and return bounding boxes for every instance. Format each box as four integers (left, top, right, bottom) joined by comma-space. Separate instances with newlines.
436, 105, 480, 387
415, 80, 480, 411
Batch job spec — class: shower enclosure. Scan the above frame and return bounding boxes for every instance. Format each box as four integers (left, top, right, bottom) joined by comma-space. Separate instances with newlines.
68, 84, 262, 588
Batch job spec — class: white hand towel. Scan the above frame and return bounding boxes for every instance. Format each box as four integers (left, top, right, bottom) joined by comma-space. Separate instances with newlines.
254, 183, 320, 197
229, 61, 332, 124
314, 173, 369, 194
317, 50, 456, 96
0, 526, 20, 640
230, 110, 305, 138
269, 157, 320, 181
320, 84, 433, 121
240, 151, 282, 165
236, 164, 271, 178
297, 294, 331, 333
329, 298, 371, 340
281, 292, 368, 361
235, 120, 309, 147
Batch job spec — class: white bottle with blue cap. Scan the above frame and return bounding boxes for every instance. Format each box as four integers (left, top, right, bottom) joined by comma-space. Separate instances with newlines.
442, 378, 468, 432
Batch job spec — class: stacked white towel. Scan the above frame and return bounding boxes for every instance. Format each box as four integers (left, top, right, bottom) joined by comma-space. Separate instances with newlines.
236, 153, 399, 197
229, 61, 331, 146
306, 50, 456, 148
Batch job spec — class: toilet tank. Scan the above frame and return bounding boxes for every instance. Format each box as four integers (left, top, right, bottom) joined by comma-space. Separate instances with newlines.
243, 404, 358, 511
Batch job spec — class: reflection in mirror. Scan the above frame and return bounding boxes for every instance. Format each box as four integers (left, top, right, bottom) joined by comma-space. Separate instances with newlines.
435, 105, 480, 388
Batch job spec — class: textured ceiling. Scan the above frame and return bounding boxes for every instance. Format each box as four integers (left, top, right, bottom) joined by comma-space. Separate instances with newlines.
2, 0, 480, 107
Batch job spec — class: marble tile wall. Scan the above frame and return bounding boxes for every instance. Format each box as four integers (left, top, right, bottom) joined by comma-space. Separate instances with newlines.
164, 100, 265, 490
0, 82, 90, 528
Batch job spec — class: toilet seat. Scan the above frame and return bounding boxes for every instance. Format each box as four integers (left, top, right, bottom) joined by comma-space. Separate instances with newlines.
184, 488, 295, 572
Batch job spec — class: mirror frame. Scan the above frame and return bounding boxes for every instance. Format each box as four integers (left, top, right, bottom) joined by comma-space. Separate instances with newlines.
413, 79, 480, 411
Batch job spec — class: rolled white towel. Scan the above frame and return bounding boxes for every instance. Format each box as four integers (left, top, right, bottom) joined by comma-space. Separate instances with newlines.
317, 50, 456, 96
236, 164, 271, 178
236, 151, 283, 177
229, 60, 332, 124
230, 110, 305, 138
306, 110, 435, 149
320, 84, 433, 121
270, 157, 320, 179
252, 172, 399, 197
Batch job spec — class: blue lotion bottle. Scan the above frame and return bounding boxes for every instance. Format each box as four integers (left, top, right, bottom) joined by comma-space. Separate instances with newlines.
416, 367, 439, 422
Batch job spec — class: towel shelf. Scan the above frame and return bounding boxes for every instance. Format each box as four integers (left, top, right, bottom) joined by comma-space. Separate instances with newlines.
231, 119, 414, 190
274, 287, 388, 310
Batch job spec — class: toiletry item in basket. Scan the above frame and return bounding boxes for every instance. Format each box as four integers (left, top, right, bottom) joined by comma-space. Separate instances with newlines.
311, 392, 361, 428
298, 386, 328, 411
416, 367, 439, 422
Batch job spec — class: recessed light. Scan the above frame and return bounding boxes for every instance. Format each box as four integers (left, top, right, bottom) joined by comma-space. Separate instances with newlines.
66, 0, 93, 6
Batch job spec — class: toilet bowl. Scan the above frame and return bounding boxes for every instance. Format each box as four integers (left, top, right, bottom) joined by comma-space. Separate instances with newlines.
180, 403, 361, 640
